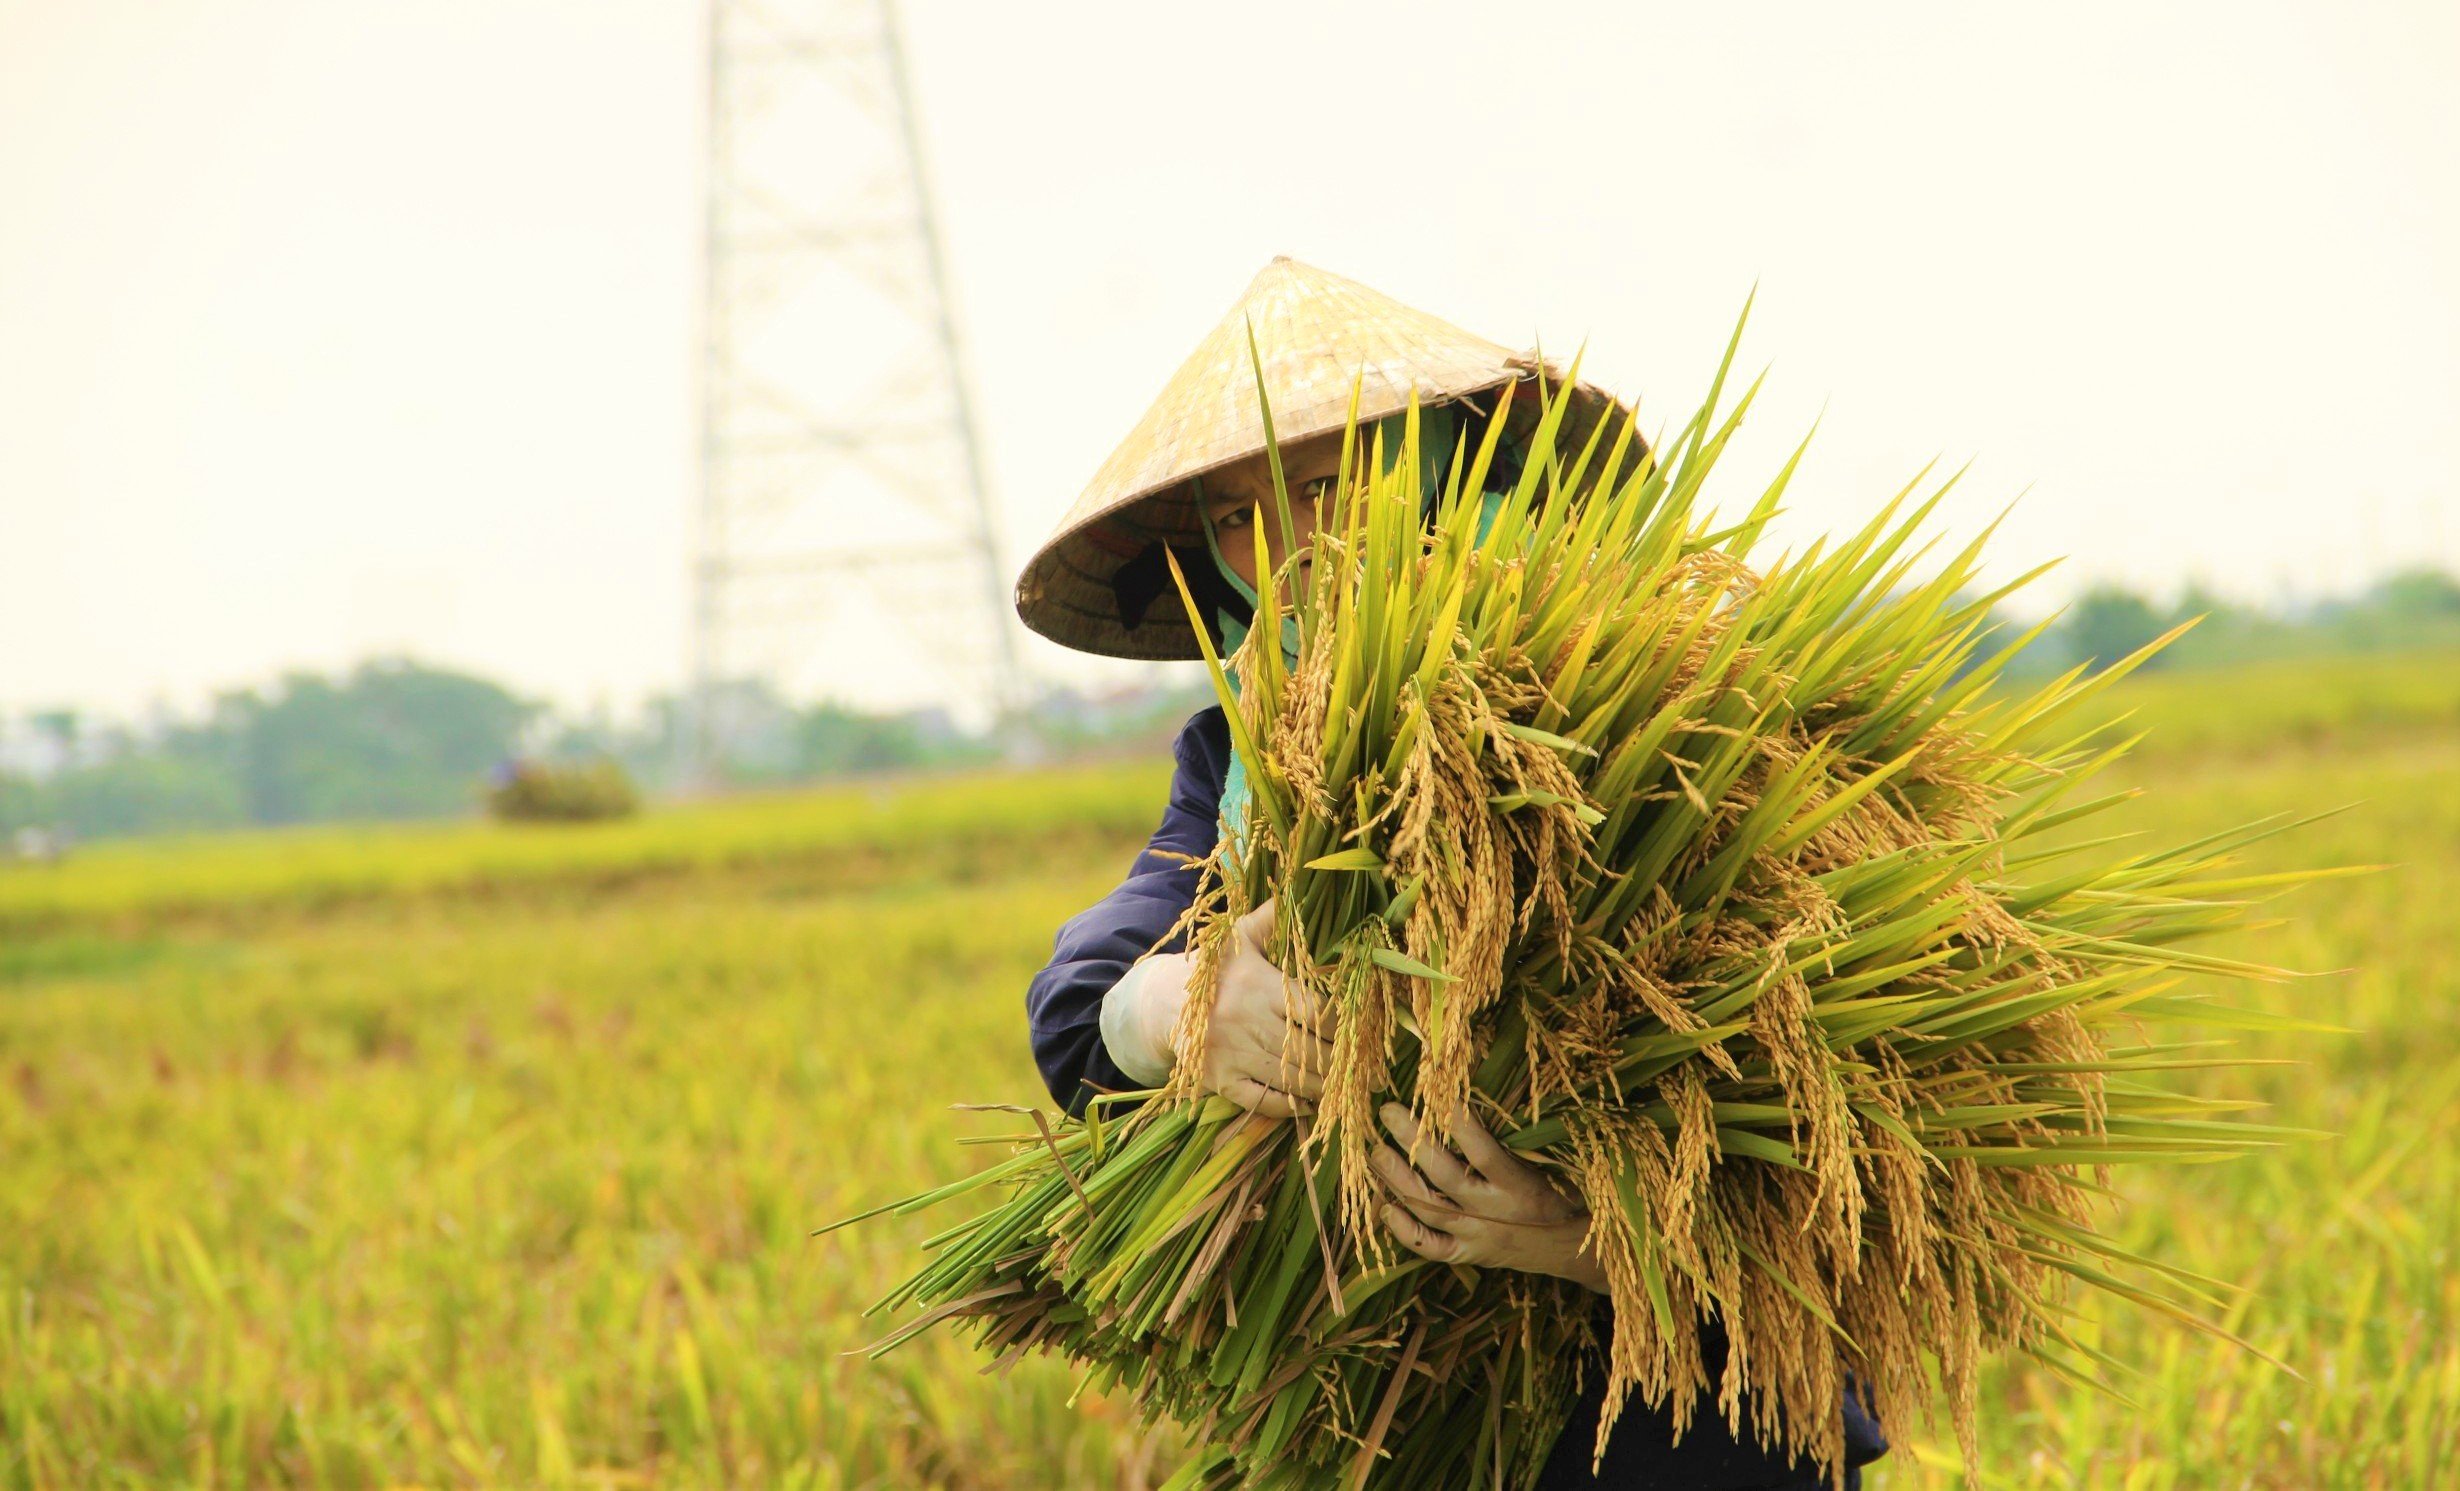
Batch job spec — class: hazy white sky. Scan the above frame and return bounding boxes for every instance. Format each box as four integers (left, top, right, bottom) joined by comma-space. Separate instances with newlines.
3, 0, 2454, 722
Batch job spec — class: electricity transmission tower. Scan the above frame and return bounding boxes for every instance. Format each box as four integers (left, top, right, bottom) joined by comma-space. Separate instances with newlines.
686, 0, 1024, 786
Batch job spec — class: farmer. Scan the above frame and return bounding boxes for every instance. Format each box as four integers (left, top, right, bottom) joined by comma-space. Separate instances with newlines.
1016, 257, 1889, 1490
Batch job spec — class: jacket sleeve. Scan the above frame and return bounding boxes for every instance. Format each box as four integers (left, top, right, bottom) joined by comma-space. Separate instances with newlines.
1026, 705, 1229, 1118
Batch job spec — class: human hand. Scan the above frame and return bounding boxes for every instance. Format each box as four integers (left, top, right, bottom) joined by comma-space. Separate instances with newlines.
1100, 897, 1334, 1118
1371, 1100, 1608, 1294
1193, 898, 1336, 1118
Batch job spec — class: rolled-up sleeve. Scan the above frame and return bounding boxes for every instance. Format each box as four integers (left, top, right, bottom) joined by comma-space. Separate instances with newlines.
1025, 705, 1229, 1117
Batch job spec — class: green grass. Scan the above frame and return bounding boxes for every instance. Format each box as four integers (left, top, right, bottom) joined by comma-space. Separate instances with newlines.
2063, 646, 2460, 762
0, 757, 1171, 935
1, 652, 2455, 1488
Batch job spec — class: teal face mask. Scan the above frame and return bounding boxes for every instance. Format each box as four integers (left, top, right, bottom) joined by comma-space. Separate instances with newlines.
1200, 406, 1525, 865
1198, 496, 1305, 682
1198, 405, 1527, 680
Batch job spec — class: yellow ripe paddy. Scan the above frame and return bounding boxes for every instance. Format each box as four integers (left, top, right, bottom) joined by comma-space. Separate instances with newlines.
2, 651, 2455, 1489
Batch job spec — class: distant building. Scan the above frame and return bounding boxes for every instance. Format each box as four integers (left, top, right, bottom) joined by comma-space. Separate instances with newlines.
0, 713, 72, 782
1024, 675, 1212, 743
897, 704, 966, 748
9, 826, 65, 864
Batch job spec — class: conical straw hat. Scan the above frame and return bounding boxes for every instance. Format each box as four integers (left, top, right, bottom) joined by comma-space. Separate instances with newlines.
1014, 256, 1638, 660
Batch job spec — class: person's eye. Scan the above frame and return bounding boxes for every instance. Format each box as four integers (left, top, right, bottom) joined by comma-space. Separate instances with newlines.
1215, 508, 1251, 530
1299, 476, 1334, 503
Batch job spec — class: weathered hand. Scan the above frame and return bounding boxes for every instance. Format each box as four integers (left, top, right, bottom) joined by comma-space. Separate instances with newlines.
1371, 1100, 1608, 1294
1108, 897, 1334, 1118
1195, 898, 1336, 1118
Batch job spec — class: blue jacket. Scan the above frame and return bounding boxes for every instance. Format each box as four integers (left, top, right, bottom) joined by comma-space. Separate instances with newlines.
1024, 703, 1888, 1490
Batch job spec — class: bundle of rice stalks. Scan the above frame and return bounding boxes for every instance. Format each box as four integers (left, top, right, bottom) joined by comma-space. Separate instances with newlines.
823, 312, 2328, 1489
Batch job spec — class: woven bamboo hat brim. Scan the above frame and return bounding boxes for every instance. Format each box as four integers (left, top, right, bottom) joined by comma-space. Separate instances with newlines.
1014, 256, 1640, 660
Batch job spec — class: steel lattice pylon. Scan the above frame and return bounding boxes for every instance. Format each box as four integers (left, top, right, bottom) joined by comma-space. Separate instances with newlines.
686, 0, 1023, 785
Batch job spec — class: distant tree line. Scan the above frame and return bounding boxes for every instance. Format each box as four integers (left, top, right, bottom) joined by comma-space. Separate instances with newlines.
1, 661, 534, 841
1987, 565, 2460, 678
5, 568, 2455, 845
0, 660, 1194, 845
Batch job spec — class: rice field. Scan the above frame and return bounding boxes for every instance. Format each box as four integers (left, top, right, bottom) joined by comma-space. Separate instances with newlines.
2, 651, 2454, 1489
